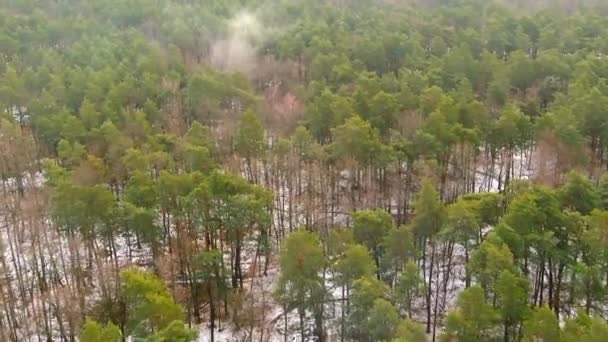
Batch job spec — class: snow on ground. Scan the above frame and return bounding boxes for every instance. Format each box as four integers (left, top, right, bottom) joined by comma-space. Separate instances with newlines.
194, 146, 562, 341
0, 147, 542, 341
197, 263, 286, 342
475, 149, 535, 193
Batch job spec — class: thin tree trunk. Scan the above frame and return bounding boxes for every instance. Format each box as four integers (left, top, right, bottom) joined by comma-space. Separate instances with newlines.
426, 241, 435, 334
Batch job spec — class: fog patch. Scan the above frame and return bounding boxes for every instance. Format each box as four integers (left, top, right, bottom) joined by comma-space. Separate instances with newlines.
210, 12, 263, 76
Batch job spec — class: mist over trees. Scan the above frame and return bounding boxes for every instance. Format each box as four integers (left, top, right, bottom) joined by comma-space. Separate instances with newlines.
3, 0, 608, 341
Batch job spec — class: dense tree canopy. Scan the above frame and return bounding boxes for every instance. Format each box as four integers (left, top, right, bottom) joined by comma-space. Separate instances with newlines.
3, 0, 608, 341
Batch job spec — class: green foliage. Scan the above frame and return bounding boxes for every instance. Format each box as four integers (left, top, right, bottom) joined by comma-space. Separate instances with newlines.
599, 173, 608, 210
523, 306, 560, 342
193, 249, 227, 302
306, 88, 353, 141
467, 234, 515, 293
331, 115, 384, 165
396, 261, 423, 317
80, 319, 121, 342
352, 209, 393, 273
412, 179, 446, 238
441, 286, 499, 341
234, 109, 265, 159
147, 320, 198, 342
496, 270, 529, 339
347, 276, 391, 341
563, 311, 608, 342
57, 139, 86, 166
276, 230, 325, 313
477, 193, 504, 226
368, 299, 400, 341
393, 319, 427, 342
8, 0, 608, 340
326, 228, 355, 261
121, 268, 185, 338
51, 181, 116, 236
559, 170, 600, 215
510, 51, 539, 92
443, 198, 479, 243
493, 103, 532, 151
334, 244, 375, 288
382, 225, 416, 278
501, 186, 564, 261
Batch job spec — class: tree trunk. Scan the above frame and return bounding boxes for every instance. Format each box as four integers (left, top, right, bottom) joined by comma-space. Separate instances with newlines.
209, 284, 216, 342
426, 241, 435, 334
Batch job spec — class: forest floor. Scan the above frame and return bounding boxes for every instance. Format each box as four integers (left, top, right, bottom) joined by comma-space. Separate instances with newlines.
196, 149, 536, 341
0, 148, 536, 341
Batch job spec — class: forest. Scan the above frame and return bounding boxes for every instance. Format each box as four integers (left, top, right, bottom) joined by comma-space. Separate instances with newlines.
3, 0, 608, 341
